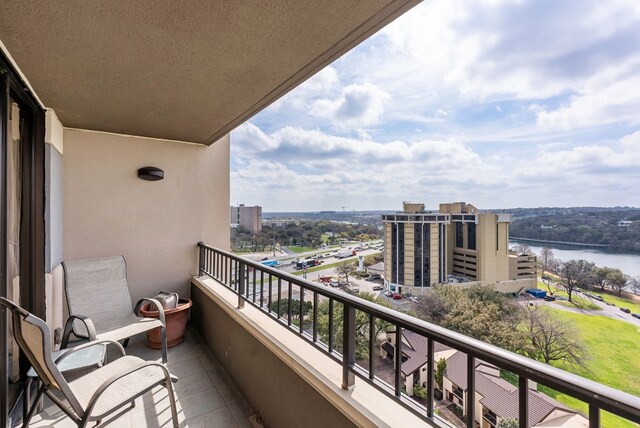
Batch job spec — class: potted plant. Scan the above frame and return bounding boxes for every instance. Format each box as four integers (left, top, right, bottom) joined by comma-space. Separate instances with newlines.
140, 292, 192, 349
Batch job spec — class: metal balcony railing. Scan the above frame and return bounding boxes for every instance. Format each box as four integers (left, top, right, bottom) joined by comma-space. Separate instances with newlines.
197, 243, 640, 428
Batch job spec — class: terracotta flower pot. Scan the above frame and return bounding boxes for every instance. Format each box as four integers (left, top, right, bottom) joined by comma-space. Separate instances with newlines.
140, 298, 192, 349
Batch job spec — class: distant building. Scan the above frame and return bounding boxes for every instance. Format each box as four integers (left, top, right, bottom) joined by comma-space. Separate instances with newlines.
382, 202, 536, 294
617, 220, 632, 228
230, 204, 262, 234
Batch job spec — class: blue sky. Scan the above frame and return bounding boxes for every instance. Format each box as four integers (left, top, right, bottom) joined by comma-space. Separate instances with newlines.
231, 0, 640, 212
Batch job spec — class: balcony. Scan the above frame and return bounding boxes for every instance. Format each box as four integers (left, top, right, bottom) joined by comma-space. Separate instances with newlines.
28, 329, 254, 427
191, 243, 640, 427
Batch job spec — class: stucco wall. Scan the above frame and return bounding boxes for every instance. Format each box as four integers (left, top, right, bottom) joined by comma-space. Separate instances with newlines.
191, 284, 355, 428
63, 129, 230, 303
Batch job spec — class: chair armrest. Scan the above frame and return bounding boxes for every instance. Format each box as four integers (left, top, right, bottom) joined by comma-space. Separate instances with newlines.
54, 339, 125, 366
61, 315, 97, 348
134, 298, 166, 327
84, 361, 175, 415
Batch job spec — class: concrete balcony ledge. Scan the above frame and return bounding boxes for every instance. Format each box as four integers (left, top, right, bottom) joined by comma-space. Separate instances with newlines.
191, 276, 428, 428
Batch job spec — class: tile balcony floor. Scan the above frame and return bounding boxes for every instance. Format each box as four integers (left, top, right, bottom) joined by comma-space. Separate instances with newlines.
29, 327, 255, 427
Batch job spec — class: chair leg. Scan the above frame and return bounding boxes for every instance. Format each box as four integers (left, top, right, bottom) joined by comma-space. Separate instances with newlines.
122, 338, 130, 348
161, 325, 168, 364
166, 380, 179, 428
23, 383, 46, 427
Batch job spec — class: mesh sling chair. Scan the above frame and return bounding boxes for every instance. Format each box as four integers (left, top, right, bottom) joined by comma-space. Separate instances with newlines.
0, 297, 179, 427
61, 256, 168, 363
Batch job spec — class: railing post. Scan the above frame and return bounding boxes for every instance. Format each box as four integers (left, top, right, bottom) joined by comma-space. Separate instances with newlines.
237, 262, 245, 309
589, 405, 600, 428
342, 303, 356, 390
519, 375, 529, 428
197, 242, 204, 275
427, 338, 434, 418
395, 328, 402, 397
466, 355, 475, 428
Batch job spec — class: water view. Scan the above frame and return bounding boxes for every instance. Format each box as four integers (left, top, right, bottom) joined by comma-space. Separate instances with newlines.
510, 240, 640, 278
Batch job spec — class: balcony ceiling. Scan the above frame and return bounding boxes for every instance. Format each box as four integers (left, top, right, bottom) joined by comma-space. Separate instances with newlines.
0, 1, 419, 145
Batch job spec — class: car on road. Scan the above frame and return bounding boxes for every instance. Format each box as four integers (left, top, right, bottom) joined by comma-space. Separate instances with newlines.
594, 295, 604, 302
632, 313, 640, 319
372, 285, 383, 291
261, 257, 268, 261
620, 307, 631, 314
605, 301, 615, 306
330, 280, 340, 287
392, 293, 403, 300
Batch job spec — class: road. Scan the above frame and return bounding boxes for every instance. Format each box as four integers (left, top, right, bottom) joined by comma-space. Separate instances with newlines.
523, 290, 640, 327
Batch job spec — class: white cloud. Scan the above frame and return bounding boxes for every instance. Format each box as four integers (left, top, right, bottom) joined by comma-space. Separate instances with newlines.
536, 62, 640, 130
310, 83, 390, 128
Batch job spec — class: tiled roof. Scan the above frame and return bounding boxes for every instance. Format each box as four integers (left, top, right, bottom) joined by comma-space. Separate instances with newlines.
444, 351, 576, 426
389, 329, 451, 376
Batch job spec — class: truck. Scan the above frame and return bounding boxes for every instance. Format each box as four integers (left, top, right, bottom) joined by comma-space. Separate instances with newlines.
336, 249, 356, 259
295, 259, 320, 270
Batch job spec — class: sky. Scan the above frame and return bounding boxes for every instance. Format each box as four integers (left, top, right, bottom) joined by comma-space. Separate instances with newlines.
230, 0, 640, 212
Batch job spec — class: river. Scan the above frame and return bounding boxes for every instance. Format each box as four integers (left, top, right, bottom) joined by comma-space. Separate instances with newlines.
509, 240, 640, 278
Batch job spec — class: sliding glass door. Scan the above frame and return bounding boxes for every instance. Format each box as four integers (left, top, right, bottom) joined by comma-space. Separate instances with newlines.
1, 52, 45, 428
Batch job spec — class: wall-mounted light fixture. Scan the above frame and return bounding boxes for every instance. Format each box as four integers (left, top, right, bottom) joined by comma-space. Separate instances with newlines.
138, 166, 164, 181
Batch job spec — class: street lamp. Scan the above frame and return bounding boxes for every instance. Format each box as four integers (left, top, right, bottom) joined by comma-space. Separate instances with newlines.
272, 222, 277, 257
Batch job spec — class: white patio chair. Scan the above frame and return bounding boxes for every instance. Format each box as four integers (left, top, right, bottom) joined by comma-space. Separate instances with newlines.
62, 256, 168, 363
0, 297, 179, 427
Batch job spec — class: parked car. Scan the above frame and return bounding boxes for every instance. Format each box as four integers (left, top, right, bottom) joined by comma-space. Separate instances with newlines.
605, 302, 615, 306
372, 285, 384, 291
408, 296, 419, 303
261, 257, 268, 261
383, 291, 393, 297
632, 313, 640, 319
544, 295, 556, 301
392, 293, 403, 300
594, 295, 604, 302
368, 273, 381, 280
620, 307, 631, 314
330, 280, 340, 287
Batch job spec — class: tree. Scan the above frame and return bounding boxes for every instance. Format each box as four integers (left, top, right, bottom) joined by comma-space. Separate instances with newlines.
606, 269, 628, 296
558, 259, 595, 302
539, 247, 555, 274
317, 292, 391, 359
363, 253, 383, 267
592, 267, 613, 291
496, 418, 519, 428
414, 285, 527, 353
435, 358, 447, 390
522, 306, 585, 366
414, 291, 449, 324
268, 298, 312, 321
334, 261, 358, 283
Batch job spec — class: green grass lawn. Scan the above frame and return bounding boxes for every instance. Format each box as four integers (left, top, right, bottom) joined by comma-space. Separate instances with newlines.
289, 246, 316, 253
539, 282, 601, 310
586, 290, 640, 314
540, 307, 640, 427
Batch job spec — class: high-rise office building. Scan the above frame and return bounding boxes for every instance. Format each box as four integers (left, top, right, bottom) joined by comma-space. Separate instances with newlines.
382, 202, 536, 294
230, 204, 262, 234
